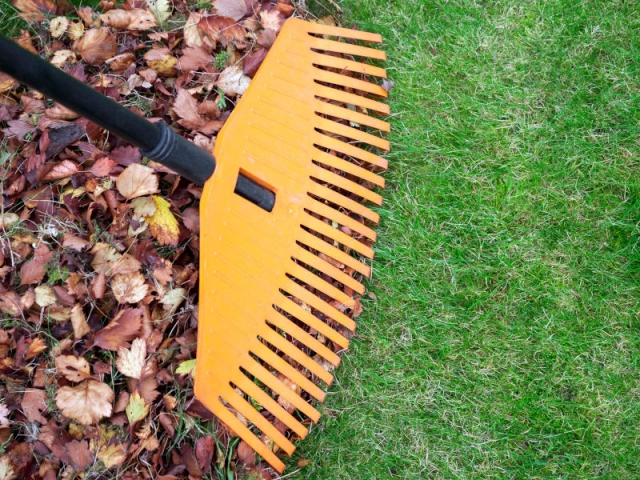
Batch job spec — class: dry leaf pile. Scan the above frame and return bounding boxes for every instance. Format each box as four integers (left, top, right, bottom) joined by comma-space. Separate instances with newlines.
0, 0, 386, 477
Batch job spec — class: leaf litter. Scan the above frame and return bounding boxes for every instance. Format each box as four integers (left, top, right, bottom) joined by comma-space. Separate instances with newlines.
0, 0, 388, 477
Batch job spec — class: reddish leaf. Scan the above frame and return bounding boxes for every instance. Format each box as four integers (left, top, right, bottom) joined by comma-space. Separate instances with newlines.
3, 120, 35, 140
195, 435, 215, 472
173, 89, 205, 129
42, 160, 79, 181
21, 388, 48, 424
19, 259, 46, 285
67, 440, 93, 471
243, 47, 267, 77
178, 46, 214, 73
198, 16, 246, 48
212, 0, 255, 21
109, 145, 140, 166
93, 308, 143, 351
11, 0, 56, 21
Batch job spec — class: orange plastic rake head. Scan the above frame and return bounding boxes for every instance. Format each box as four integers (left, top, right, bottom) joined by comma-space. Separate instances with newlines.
194, 18, 390, 472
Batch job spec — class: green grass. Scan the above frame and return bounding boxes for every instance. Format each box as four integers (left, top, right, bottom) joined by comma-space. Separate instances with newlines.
288, 1, 640, 478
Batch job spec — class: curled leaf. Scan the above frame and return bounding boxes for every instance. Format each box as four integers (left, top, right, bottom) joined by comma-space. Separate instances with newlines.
75, 28, 117, 65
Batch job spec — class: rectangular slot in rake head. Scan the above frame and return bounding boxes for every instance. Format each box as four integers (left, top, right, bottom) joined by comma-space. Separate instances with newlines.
194, 17, 390, 473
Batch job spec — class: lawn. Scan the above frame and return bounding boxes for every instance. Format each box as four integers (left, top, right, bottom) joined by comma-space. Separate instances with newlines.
287, 0, 640, 478
2, 0, 640, 479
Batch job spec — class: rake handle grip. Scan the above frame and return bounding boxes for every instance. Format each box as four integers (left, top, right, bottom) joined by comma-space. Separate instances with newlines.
0, 35, 215, 185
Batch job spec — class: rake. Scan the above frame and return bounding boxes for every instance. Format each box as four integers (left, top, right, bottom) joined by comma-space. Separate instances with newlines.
0, 17, 389, 472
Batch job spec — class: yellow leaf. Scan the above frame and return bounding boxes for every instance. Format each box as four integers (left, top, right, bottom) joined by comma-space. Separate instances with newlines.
125, 391, 149, 424
176, 359, 196, 376
67, 21, 85, 41
145, 196, 179, 246
34, 285, 56, 307
148, 0, 171, 23
49, 16, 69, 38
97, 443, 127, 469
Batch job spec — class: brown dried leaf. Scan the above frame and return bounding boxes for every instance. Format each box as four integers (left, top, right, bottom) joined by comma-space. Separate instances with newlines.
93, 271, 107, 299
19, 259, 46, 285
107, 53, 136, 74
143, 47, 178, 76
89, 157, 116, 177
111, 272, 148, 304
100, 9, 156, 30
116, 337, 146, 379
93, 308, 143, 351
217, 64, 251, 96
195, 435, 215, 472
67, 440, 93, 471
213, 0, 254, 21
75, 28, 117, 65
42, 160, 79, 181
44, 103, 80, 120
178, 46, 214, 73
260, 6, 284, 31
49, 16, 69, 37
183, 12, 204, 47
198, 16, 246, 48
34, 285, 56, 307
173, 89, 204, 129
237, 440, 256, 466
116, 163, 159, 200
11, 0, 56, 21
70, 304, 91, 339
62, 232, 90, 251
55, 380, 114, 425
55, 355, 92, 382
21, 388, 47, 424
243, 47, 267, 77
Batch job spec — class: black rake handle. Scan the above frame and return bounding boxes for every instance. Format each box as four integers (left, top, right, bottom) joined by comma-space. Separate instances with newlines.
0, 36, 274, 211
